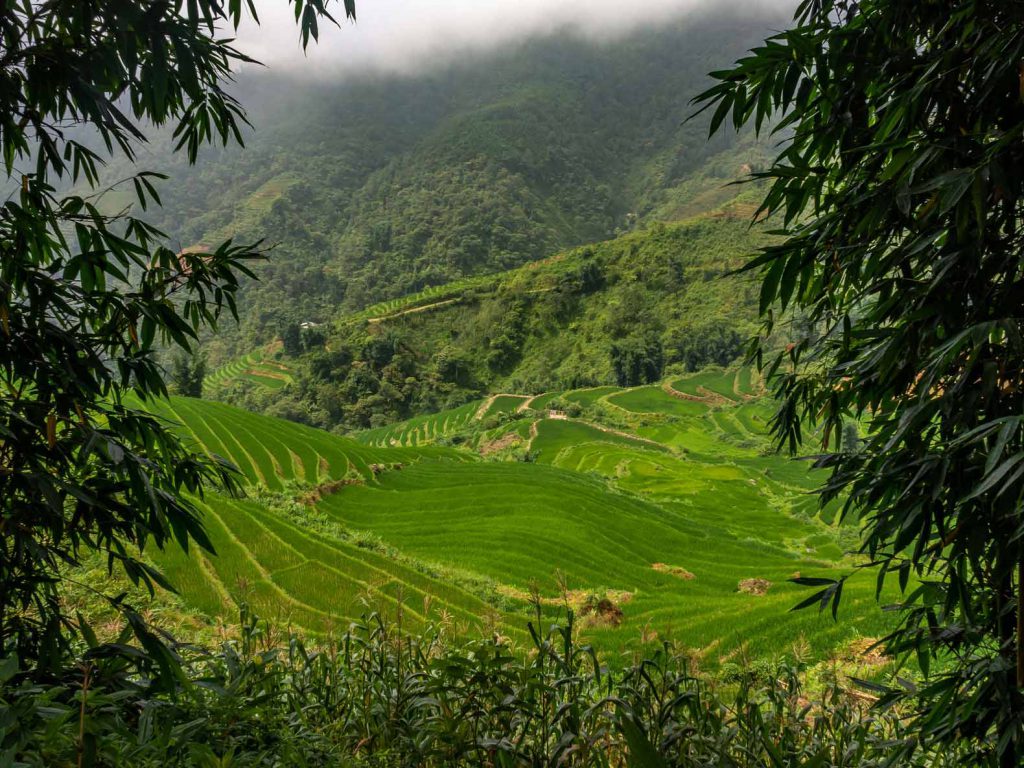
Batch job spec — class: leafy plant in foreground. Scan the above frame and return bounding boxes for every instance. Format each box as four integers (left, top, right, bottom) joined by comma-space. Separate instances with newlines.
696, 0, 1024, 763
0, 607, 964, 767
0, 0, 353, 668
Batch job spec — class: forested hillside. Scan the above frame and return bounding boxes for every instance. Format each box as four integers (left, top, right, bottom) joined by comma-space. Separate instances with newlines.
117, 8, 782, 360
213, 203, 774, 430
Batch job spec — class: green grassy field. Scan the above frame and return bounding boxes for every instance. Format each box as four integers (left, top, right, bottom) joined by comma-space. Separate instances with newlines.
148, 368, 893, 662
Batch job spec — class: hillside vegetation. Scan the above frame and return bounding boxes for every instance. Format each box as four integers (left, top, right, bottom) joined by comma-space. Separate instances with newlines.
213, 209, 772, 431
10, 0, 1016, 762
144, 365, 890, 661
99, 10, 782, 363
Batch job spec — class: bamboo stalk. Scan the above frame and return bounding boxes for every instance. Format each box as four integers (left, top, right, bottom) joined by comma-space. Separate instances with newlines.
1018, 558, 1024, 688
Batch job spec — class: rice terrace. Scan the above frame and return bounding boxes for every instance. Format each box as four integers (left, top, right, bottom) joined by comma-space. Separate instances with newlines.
147, 366, 890, 662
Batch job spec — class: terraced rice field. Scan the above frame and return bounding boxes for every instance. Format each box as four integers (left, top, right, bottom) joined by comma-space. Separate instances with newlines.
562, 386, 622, 406
149, 366, 894, 661
206, 348, 294, 392
159, 493, 513, 637
147, 398, 523, 634
341, 274, 500, 325
146, 397, 460, 488
670, 368, 740, 400
317, 459, 883, 656
357, 400, 483, 447
606, 386, 709, 418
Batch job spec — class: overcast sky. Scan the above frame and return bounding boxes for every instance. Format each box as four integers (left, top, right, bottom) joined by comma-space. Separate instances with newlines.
237, 0, 789, 75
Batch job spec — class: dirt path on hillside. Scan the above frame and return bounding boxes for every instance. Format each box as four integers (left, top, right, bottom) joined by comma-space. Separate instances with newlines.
518, 394, 542, 411
577, 419, 667, 449
474, 393, 529, 420
661, 381, 709, 402
474, 395, 499, 419
366, 298, 460, 324
528, 416, 666, 451
527, 419, 540, 449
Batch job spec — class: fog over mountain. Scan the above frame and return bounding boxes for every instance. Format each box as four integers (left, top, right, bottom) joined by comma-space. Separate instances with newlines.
237, 0, 793, 74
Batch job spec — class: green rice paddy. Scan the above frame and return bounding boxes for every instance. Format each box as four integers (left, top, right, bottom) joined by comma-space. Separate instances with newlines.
205, 348, 295, 392
357, 400, 482, 447
148, 367, 893, 662
606, 385, 710, 417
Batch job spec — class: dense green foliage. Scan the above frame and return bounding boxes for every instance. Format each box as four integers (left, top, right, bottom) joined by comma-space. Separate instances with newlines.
2, 606, 963, 767
0, 0, 358, 755
697, 0, 1024, 763
0, 0, 349, 667
215, 212, 770, 431
170, 354, 207, 398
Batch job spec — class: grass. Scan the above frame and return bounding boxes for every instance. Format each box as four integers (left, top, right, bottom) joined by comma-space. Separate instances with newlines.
147, 367, 895, 662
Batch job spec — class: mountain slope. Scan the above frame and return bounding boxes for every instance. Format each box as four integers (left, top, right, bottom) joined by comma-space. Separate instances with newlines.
212, 201, 771, 431
110, 8, 784, 358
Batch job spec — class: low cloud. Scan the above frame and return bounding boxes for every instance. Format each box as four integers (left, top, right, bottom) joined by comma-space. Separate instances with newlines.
237, 0, 790, 75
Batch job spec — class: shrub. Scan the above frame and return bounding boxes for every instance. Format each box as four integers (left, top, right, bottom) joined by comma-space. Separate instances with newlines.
0, 608, 971, 767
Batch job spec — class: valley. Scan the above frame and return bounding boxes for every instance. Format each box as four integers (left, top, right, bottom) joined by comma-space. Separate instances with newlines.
147, 365, 889, 663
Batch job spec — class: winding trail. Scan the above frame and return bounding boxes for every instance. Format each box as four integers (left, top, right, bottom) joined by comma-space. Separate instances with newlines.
527, 417, 667, 452
473, 393, 529, 420
366, 298, 460, 324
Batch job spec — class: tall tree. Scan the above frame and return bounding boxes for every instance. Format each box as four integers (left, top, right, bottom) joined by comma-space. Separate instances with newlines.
170, 353, 206, 398
281, 321, 303, 356
0, 0, 354, 667
696, 0, 1024, 763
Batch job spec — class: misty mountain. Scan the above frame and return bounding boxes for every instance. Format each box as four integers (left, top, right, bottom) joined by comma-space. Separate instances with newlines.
124, 7, 783, 355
